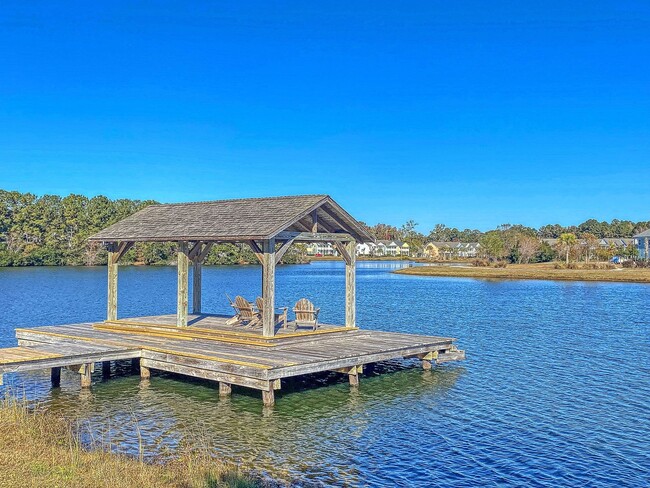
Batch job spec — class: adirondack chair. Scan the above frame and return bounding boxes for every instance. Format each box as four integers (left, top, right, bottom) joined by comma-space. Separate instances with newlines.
255, 297, 289, 329
226, 295, 261, 328
293, 298, 321, 331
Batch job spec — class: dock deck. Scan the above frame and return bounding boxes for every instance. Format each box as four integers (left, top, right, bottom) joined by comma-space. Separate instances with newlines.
2, 314, 464, 405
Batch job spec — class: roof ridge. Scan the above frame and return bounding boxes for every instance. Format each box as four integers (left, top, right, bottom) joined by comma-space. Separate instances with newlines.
153, 194, 329, 207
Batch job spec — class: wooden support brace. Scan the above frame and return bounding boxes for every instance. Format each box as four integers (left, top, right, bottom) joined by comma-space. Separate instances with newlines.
113, 241, 134, 263
334, 241, 352, 264
80, 363, 92, 388
247, 240, 264, 264
219, 382, 232, 397
274, 236, 297, 265
188, 241, 203, 260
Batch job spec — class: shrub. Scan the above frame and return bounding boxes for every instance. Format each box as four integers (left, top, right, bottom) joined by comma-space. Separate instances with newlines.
493, 261, 508, 268
472, 259, 490, 267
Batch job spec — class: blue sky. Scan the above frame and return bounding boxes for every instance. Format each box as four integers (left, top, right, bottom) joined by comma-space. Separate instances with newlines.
1, 1, 648, 231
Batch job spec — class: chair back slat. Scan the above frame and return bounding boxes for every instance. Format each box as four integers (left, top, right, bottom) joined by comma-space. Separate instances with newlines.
235, 295, 255, 320
255, 297, 264, 314
294, 298, 315, 322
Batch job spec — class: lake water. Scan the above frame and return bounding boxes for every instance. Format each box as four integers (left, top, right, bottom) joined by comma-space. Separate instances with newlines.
1, 262, 649, 486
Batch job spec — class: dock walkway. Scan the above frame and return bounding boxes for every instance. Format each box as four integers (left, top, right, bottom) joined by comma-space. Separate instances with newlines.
2, 314, 464, 405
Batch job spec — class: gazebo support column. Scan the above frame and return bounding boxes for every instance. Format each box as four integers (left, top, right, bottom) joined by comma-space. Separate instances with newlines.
107, 251, 118, 321
345, 240, 356, 327
177, 242, 189, 327
335, 240, 357, 328
192, 259, 202, 314
262, 238, 276, 337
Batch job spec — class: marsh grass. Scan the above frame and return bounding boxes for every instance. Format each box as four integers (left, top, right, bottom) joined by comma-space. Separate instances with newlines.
0, 393, 262, 488
396, 262, 650, 283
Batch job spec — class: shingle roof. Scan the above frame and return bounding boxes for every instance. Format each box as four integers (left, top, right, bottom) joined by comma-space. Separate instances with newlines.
88, 195, 373, 243
634, 229, 650, 238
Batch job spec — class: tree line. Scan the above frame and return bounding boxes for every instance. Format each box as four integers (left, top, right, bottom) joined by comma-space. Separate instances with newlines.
0, 190, 307, 266
1, 189, 648, 266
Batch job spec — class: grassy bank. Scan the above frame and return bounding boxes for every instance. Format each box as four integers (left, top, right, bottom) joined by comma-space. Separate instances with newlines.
395, 262, 650, 283
0, 396, 260, 488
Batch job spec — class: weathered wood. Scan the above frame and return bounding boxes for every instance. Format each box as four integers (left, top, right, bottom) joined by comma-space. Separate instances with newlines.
275, 231, 353, 242
177, 242, 189, 327
422, 360, 432, 370
274, 236, 297, 265
140, 364, 151, 379
262, 238, 276, 337
348, 371, 359, 386
188, 241, 203, 260
311, 210, 318, 232
107, 251, 118, 321
219, 382, 232, 396
0, 373, 3, 386
247, 240, 264, 264
192, 260, 202, 314
80, 363, 92, 388
113, 241, 134, 262
262, 388, 275, 406
198, 242, 214, 261
334, 241, 352, 265
345, 240, 356, 328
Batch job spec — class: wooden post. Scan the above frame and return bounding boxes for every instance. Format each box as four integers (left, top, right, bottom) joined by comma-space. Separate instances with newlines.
51, 367, 61, 387
102, 361, 111, 378
345, 240, 356, 327
422, 360, 432, 370
192, 259, 202, 314
140, 364, 150, 379
262, 238, 276, 337
80, 363, 92, 388
349, 370, 359, 386
219, 382, 232, 397
107, 251, 118, 321
262, 388, 275, 406
177, 242, 189, 327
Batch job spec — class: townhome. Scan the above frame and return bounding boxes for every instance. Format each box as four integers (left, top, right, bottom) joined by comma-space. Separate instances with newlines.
634, 230, 650, 259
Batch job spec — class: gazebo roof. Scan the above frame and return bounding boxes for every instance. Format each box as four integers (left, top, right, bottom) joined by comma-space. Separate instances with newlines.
88, 194, 373, 243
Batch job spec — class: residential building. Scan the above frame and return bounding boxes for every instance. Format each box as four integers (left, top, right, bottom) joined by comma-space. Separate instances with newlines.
634, 230, 650, 259
424, 241, 480, 259
306, 242, 338, 256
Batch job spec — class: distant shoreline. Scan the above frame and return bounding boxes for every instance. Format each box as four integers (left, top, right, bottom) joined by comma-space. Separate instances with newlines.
394, 262, 650, 283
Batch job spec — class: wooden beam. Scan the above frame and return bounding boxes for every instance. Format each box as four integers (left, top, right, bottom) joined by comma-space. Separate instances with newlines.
248, 240, 264, 264
262, 238, 276, 337
334, 241, 352, 265
192, 260, 202, 314
274, 237, 297, 265
113, 241, 134, 263
274, 231, 353, 242
311, 210, 318, 232
107, 251, 118, 321
177, 242, 189, 327
188, 241, 203, 260
345, 240, 356, 328
319, 204, 353, 234
198, 242, 214, 261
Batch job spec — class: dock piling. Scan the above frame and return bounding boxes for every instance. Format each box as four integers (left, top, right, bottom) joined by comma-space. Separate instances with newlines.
51, 367, 61, 387
140, 364, 150, 379
80, 363, 92, 388
219, 382, 232, 397
262, 388, 275, 406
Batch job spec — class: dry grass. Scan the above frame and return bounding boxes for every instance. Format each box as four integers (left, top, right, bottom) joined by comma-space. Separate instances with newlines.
0, 395, 261, 488
395, 262, 650, 283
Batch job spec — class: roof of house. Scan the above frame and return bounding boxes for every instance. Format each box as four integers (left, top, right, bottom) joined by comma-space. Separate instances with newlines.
634, 229, 650, 238
88, 195, 373, 243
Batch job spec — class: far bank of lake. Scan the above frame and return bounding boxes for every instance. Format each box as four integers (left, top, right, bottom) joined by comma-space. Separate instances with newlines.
396, 261, 650, 283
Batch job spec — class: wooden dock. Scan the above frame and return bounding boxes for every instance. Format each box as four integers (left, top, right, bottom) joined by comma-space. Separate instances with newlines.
2, 314, 464, 405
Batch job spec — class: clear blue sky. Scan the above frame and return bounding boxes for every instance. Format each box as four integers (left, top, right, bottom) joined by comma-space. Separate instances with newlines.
1, 1, 648, 231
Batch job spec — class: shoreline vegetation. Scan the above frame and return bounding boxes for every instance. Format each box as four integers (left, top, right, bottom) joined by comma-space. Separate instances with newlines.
395, 262, 650, 283
0, 396, 261, 488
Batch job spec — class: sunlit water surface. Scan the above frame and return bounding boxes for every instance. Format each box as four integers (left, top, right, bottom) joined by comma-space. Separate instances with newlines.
1, 262, 648, 486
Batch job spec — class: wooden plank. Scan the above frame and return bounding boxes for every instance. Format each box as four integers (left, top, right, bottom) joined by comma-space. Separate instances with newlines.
262, 238, 276, 337
177, 242, 189, 327
140, 357, 276, 390
107, 251, 118, 321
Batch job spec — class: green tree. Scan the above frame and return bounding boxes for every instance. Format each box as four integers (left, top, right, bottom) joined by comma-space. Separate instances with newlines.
558, 233, 578, 264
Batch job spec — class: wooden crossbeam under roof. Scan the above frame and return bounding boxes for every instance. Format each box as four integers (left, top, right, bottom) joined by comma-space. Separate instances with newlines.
88, 195, 373, 244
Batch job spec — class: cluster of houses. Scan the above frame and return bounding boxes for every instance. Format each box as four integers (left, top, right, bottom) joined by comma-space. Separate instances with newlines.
306, 240, 481, 258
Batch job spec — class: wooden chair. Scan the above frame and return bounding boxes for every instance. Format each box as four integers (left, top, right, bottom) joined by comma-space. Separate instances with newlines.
293, 298, 321, 331
226, 295, 261, 328
255, 297, 289, 329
